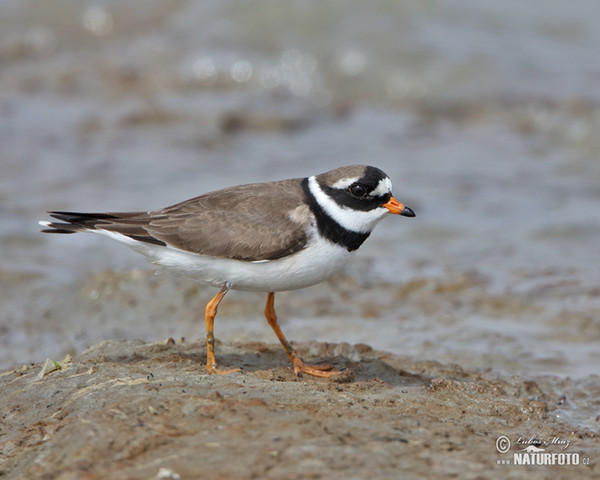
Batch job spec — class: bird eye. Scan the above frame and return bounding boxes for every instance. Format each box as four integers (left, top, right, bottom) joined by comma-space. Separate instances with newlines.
349, 183, 367, 197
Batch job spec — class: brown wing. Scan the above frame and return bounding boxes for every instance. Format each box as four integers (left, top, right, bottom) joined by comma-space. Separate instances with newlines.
45, 178, 310, 262
147, 179, 309, 261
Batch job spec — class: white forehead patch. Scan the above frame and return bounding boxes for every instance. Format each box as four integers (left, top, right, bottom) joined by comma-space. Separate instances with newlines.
372, 177, 393, 197
331, 176, 360, 189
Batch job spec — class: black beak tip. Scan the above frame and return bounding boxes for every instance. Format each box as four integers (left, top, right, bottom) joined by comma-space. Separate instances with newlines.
401, 206, 416, 218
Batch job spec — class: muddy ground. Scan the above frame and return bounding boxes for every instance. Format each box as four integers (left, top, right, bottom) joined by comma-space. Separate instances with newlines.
2, 1, 599, 478
1, 337, 598, 479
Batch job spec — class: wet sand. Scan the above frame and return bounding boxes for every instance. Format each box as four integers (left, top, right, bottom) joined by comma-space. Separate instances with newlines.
1, 338, 597, 479
1, 270, 599, 478
1, 1, 599, 477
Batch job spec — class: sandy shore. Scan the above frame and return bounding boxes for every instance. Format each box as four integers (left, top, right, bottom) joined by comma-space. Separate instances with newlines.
1, 338, 597, 479
2, 2, 599, 478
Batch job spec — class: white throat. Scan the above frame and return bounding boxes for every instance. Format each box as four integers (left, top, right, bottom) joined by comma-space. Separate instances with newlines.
308, 176, 389, 233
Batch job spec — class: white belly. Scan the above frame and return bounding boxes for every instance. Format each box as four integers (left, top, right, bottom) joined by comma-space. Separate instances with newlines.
100, 230, 354, 292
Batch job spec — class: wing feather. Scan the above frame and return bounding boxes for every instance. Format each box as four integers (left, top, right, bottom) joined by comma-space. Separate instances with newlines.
147, 179, 309, 260
44, 178, 311, 262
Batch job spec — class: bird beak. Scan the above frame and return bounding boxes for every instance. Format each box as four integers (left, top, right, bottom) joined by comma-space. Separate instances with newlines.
383, 196, 416, 217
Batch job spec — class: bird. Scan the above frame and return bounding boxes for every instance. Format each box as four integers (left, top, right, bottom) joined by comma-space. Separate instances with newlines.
40, 165, 415, 377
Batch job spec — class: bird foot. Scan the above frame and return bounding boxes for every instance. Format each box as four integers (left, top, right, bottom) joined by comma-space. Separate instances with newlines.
291, 358, 346, 378
207, 365, 242, 375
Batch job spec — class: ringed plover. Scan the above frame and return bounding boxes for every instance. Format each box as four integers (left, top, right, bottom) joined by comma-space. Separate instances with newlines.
40, 165, 415, 377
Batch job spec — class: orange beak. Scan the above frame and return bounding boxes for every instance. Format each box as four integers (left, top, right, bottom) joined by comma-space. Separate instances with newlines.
383, 196, 416, 217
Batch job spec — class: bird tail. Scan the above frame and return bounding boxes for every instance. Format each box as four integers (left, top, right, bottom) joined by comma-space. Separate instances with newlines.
39, 211, 167, 247
39, 211, 121, 234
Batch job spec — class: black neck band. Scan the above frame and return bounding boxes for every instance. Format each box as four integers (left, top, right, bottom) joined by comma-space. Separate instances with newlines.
302, 178, 370, 252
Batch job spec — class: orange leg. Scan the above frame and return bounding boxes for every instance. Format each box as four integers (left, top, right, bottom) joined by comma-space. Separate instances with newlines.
264, 292, 343, 377
205, 285, 240, 375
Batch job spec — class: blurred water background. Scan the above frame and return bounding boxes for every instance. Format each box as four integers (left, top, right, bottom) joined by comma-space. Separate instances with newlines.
1, 0, 599, 418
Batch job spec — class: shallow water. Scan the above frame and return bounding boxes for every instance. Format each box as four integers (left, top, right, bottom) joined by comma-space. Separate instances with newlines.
1, 0, 599, 397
